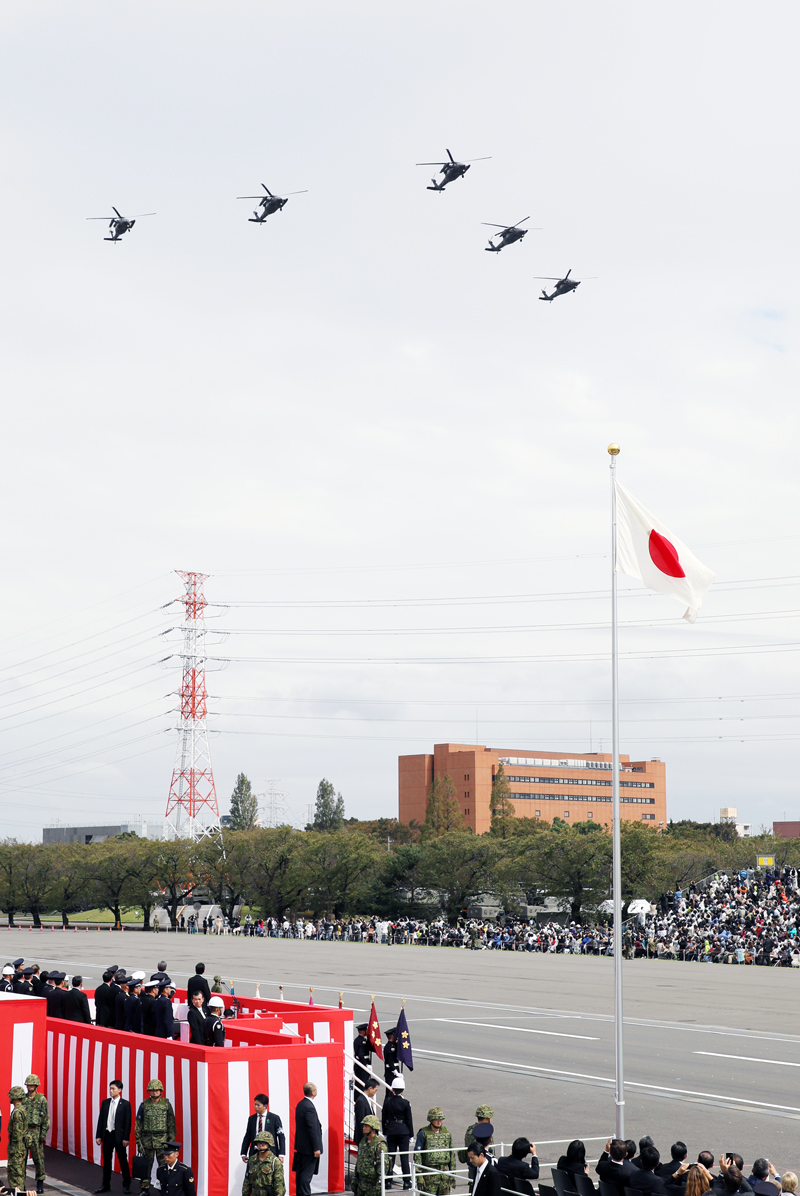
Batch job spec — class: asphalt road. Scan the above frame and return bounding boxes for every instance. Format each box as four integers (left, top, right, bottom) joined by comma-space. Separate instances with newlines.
12, 931, 799, 1186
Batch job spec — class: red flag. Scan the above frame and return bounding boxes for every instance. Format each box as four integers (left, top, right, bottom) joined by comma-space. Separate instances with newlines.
367, 999, 384, 1060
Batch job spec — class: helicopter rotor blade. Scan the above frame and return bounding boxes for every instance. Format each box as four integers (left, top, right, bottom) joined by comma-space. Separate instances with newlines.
512, 217, 530, 228
446, 148, 455, 163
261, 185, 274, 196
130, 212, 156, 218
416, 161, 447, 166
112, 207, 122, 219
86, 217, 115, 220
282, 190, 308, 196
532, 277, 564, 281
564, 268, 571, 280
481, 222, 512, 229
465, 156, 492, 162
237, 196, 265, 200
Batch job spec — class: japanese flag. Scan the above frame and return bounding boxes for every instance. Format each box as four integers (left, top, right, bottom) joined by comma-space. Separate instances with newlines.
615, 480, 715, 623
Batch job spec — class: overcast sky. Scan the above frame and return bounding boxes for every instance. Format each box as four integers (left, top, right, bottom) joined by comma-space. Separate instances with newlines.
1, 2, 798, 841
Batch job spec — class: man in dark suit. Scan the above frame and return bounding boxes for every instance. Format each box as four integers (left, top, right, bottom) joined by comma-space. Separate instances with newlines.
45, 972, 66, 1017
114, 975, 131, 1029
124, 981, 143, 1033
496, 1137, 539, 1196
597, 1139, 636, 1190
633, 1140, 656, 1171
354, 1080, 379, 1147
467, 1141, 502, 1196
95, 1078, 132, 1194
659, 1145, 688, 1180
629, 1147, 666, 1196
293, 1082, 323, 1196
187, 991, 208, 1045
141, 979, 159, 1036
154, 981, 176, 1039
240, 1094, 285, 1161
64, 977, 93, 1023
747, 1161, 780, 1196
94, 971, 116, 1028
186, 964, 211, 1006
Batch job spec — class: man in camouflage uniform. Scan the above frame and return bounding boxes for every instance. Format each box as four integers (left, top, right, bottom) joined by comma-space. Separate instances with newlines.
7, 1086, 30, 1192
355, 1116, 389, 1196
458, 1106, 494, 1164
242, 1131, 286, 1196
414, 1109, 455, 1195
135, 1078, 176, 1192
23, 1073, 50, 1194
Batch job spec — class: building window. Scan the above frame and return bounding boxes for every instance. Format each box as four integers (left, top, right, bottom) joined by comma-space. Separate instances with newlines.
587, 811, 593, 819
535, 810, 540, 817
564, 810, 570, 817
642, 813, 655, 820
464, 808, 469, 815
465, 791, 469, 799
464, 773, 470, 781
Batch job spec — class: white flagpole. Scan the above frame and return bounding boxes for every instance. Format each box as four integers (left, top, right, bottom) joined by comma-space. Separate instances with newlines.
608, 441, 625, 1138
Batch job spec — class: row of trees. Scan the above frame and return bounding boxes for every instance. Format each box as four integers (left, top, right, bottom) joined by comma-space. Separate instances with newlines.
1, 807, 797, 928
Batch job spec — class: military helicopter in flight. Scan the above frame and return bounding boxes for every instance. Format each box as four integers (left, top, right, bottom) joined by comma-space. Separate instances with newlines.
86, 207, 155, 242
535, 270, 592, 300
483, 217, 535, 253
417, 148, 491, 191
237, 184, 308, 223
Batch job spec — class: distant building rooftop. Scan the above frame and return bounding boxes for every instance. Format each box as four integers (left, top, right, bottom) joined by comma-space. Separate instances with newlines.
43, 818, 166, 845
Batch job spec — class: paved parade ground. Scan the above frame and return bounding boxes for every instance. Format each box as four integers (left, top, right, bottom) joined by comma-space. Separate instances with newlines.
13, 931, 798, 1191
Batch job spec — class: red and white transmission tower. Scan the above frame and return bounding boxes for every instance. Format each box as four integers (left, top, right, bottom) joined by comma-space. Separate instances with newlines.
165, 571, 220, 841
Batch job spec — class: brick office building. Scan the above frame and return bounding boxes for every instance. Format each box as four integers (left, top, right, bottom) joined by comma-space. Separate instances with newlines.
399, 743, 667, 834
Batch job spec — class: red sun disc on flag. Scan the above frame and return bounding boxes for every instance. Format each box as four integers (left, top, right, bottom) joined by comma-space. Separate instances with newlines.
648, 529, 686, 578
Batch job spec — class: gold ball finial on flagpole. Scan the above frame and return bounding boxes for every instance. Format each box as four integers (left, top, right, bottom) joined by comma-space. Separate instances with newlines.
607, 443, 620, 456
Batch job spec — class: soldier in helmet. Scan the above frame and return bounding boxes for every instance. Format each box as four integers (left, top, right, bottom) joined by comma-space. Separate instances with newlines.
458, 1105, 494, 1187
414, 1109, 455, 1195
135, 1078, 176, 1191
7, 1086, 30, 1192
355, 1116, 388, 1196
242, 1131, 286, 1196
23, 1074, 50, 1194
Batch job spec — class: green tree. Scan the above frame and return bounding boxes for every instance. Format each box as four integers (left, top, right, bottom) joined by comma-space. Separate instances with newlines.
369, 843, 432, 917
0, 840, 24, 926
490, 764, 516, 840
153, 838, 199, 927
418, 832, 497, 920
241, 827, 307, 919
17, 844, 60, 927
124, 839, 164, 931
300, 830, 380, 916
529, 820, 612, 923
89, 838, 144, 928
229, 773, 260, 831
50, 843, 91, 928
422, 774, 465, 839
312, 779, 345, 831
198, 831, 250, 924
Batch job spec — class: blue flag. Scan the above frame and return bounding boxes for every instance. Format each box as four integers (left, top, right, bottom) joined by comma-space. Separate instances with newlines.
395, 1007, 414, 1071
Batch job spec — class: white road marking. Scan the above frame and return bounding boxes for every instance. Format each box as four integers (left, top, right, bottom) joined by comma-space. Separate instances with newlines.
694, 1051, 800, 1067
430, 1018, 599, 1040
415, 1048, 800, 1114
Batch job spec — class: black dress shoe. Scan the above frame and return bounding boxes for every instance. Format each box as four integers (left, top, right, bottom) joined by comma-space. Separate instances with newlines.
95, 1188, 111, 1193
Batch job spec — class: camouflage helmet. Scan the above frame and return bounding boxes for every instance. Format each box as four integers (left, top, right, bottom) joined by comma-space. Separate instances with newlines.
25, 1074, 40, 1087
361, 1115, 381, 1133
254, 1131, 276, 1148
427, 1107, 445, 1122
9, 1086, 26, 1100
475, 1105, 494, 1120
147, 1078, 164, 1093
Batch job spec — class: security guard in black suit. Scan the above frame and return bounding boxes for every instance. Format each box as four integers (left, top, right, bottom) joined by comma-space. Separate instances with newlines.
354, 1023, 373, 1088
156, 1142, 196, 1196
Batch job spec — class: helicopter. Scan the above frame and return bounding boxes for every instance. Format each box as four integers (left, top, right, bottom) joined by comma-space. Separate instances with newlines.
416, 148, 491, 191
483, 217, 535, 253
86, 207, 155, 242
236, 184, 308, 223
535, 270, 591, 300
